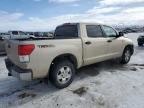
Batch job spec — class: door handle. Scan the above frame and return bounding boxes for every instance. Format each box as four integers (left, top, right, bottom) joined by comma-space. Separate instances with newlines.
107, 40, 112, 43
85, 41, 92, 45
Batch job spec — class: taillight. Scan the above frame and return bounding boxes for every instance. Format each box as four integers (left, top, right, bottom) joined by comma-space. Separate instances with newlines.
18, 44, 35, 63
18, 44, 35, 56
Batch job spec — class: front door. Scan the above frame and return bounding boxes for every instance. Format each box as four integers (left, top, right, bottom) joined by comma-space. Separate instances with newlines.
83, 25, 109, 65
101, 25, 123, 58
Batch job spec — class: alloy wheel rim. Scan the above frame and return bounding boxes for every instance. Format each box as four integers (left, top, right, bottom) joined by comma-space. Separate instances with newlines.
125, 50, 131, 62
57, 66, 72, 84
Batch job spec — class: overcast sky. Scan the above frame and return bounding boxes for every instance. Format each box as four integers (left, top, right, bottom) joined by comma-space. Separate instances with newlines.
0, 0, 144, 31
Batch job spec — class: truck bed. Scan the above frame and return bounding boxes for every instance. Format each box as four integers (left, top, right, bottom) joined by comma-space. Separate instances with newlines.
5, 38, 83, 79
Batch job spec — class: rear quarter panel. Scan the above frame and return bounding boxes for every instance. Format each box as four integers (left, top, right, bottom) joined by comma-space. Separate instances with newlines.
12, 39, 83, 79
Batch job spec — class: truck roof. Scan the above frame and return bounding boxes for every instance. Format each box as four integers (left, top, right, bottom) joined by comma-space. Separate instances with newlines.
61, 22, 103, 26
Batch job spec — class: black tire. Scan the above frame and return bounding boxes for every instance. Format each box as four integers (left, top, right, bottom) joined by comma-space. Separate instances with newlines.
120, 47, 132, 64
138, 42, 143, 46
49, 60, 75, 89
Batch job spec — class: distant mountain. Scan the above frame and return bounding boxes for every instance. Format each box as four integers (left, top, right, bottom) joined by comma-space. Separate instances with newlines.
114, 25, 144, 33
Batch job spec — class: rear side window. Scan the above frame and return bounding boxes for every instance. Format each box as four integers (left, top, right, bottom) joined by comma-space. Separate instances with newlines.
86, 25, 103, 38
54, 25, 78, 39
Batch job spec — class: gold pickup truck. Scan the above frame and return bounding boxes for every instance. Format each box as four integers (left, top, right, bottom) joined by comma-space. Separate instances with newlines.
5, 23, 134, 88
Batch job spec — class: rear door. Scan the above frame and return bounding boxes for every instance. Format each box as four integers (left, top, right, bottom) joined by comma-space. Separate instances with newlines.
83, 25, 109, 65
101, 25, 123, 58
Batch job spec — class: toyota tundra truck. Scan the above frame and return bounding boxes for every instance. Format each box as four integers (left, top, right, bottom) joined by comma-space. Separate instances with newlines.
5, 23, 134, 89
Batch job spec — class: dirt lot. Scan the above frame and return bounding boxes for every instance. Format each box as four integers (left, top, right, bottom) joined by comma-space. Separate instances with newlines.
0, 33, 144, 108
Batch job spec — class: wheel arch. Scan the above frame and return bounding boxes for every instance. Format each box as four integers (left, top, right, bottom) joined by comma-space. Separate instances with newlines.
48, 53, 78, 78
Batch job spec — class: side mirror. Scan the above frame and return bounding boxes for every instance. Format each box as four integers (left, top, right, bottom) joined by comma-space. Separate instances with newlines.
118, 32, 124, 37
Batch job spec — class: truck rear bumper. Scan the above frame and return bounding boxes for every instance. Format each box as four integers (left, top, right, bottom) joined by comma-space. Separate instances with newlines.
5, 59, 32, 81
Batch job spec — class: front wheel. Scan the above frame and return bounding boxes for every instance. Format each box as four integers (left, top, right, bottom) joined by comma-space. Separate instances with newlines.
120, 47, 132, 64
50, 60, 75, 89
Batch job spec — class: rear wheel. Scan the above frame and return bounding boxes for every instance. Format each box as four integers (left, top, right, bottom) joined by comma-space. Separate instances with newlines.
120, 47, 132, 64
49, 60, 75, 89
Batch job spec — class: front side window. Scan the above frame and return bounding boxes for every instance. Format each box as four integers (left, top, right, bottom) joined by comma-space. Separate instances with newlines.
86, 25, 103, 38
102, 26, 117, 37
54, 24, 78, 39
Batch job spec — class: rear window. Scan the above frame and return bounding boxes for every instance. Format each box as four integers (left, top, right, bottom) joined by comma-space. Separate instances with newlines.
54, 24, 78, 39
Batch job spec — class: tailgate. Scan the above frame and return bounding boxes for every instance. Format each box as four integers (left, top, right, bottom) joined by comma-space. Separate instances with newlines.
5, 39, 27, 69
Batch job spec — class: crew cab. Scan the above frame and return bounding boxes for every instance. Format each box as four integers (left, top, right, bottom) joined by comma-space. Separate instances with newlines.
5, 23, 134, 88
